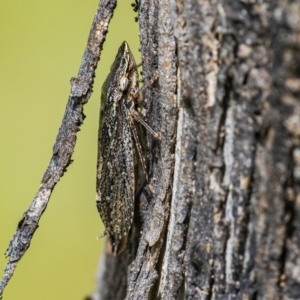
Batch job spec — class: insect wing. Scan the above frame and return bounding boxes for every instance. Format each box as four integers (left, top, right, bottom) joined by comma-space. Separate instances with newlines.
96, 99, 135, 254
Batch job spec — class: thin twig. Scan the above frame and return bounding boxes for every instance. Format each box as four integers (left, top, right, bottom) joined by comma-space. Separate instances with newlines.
0, 0, 117, 297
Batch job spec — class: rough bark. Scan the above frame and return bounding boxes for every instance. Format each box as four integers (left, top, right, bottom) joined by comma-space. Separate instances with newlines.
94, 0, 300, 299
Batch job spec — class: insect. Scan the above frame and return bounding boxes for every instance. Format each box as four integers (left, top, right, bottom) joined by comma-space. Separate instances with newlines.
96, 41, 159, 255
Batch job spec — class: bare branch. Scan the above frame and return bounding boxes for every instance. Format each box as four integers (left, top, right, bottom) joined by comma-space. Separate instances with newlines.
0, 0, 117, 297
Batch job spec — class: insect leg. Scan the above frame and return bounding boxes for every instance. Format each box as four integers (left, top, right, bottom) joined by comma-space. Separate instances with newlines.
130, 110, 161, 140
97, 230, 107, 239
132, 71, 158, 96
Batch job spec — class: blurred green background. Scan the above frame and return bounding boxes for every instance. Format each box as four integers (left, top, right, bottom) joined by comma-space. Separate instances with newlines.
0, 1, 139, 299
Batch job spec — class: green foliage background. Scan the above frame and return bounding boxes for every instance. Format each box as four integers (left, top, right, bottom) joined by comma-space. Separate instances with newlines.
0, 1, 139, 299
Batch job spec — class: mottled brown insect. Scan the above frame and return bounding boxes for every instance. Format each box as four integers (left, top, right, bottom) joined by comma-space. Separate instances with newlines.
96, 41, 159, 255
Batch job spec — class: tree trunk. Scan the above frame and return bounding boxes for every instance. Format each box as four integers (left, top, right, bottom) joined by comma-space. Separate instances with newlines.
93, 0, 300, 299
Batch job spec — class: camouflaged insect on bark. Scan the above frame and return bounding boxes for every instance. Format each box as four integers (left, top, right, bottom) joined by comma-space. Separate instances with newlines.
96, 42, 139, 255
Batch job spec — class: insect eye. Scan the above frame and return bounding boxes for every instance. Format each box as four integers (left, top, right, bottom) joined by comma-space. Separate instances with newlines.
120, 76, 129, 91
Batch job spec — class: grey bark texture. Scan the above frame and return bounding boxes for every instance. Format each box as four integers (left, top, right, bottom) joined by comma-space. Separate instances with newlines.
94, 0, 300, 300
